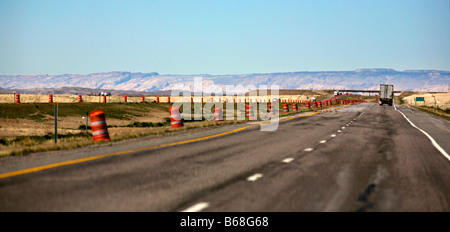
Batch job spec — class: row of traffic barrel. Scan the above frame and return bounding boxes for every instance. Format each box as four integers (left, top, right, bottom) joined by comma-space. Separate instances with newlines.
14, 94, 89, 103
169, 103, 300, 129
12, 94, 165, 103
12, 93, 319, 104
305, 99, 366, 109
86, 99, 366, 143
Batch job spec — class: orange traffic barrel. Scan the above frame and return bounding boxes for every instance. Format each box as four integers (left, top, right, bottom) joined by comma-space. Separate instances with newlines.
306, 101, 310, 109
141, 96, 145, 103
191, 97, 194, 103
293, 103, 298, 112
15, 94, 20, 103
49, 94, 53, 103
318, 101, 322, 108
170, 106, 183, 128
124, 95, 127, 103
156, 96, 159, 103
78, 94, 83, 103
269, 104, 276, 115
90, 110, 111, 142
102, 95, 106, 103
168, 97, 171, 103
214, 107, 223, 121
313, 101, 318, 108
246, 104, 254, 118
283, 103, 289, 113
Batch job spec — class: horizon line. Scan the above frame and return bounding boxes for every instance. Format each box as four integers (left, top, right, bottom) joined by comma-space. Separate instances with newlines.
2, 68, 450, 76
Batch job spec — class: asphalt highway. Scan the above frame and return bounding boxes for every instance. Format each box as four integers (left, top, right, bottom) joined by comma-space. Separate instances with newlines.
0, 103, 449, 212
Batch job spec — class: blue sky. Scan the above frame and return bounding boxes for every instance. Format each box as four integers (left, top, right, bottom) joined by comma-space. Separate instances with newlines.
0, 0, 449, 75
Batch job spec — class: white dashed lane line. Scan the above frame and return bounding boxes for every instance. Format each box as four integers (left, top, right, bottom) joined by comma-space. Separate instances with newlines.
181, 202, 210, 212
247, 173, 264, 182
182, 112, 364, 212
282, 158, 294, 163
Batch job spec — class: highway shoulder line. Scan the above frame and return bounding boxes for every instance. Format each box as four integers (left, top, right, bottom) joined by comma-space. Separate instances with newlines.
394, 105, 450, 161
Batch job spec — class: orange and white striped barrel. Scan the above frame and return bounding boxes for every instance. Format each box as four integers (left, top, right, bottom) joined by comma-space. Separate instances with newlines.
90, 110, 111, 142
306, 101, 310, 109
49, 94, 53, 103
170, 106, 183, 128
283, 103, 289, 113
246, 104, 254, 118
269, 104, 276, 115
124, 95, 127, 103
167, 97, 170, 103
156, 96, 159, 103
102, 95, 106, 103
78, 94, 83, 103
318, 101, 322, 108
313, 101, 318, 108
15, 94, 20, 103
293, 103, 298, 112
214, 107, 223, 121
141, 96, 145, 103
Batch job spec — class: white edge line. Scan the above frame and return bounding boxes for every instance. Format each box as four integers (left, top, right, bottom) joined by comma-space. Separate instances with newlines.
181, 202, 210, 212
282, 158, 294, 163
394, 105, 450, 161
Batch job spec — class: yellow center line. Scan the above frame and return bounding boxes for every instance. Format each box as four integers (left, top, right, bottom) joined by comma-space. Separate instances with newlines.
0, 110, 322, 179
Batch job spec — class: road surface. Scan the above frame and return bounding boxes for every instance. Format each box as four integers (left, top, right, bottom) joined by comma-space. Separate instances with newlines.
0, 103, 449, 212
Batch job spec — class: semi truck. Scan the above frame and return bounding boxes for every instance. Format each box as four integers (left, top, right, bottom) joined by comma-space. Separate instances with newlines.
379, 84, 394, 106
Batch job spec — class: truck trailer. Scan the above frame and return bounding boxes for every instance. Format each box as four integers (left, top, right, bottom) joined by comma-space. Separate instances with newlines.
379, 84, 394, 106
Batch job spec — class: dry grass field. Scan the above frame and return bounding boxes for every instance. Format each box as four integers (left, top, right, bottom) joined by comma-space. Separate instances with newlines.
401, 92, 450, 110
397, 92, 450, 120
